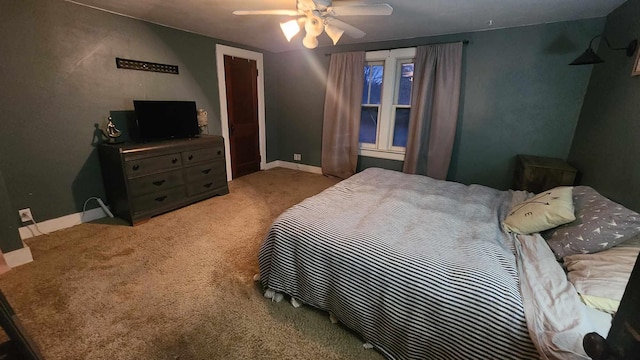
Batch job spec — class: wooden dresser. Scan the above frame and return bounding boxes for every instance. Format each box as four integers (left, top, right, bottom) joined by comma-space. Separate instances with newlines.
513, 154, 577, 193
98, 135, 229, 225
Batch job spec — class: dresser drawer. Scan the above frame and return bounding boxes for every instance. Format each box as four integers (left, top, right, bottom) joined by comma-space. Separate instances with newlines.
128, 169, 184, 196
125, 154, 182, 177
186, 172, 227, 196
131, 187, 186, 214
182, 146, 224, 165
184, 161, 223, 183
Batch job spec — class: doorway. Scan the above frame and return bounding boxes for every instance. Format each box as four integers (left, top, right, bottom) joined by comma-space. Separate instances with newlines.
215, 45, 266, 181
224, 55, 260, 178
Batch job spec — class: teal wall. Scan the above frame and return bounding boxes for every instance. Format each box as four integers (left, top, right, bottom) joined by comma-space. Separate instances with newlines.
0, 0, 259, 230
568, 0, 640, 212
265, 51, 328, 164
0, 0, 613, 234
265, 19, 604, 190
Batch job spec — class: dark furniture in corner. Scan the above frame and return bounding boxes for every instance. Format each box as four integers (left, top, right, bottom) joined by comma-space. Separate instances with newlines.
98, 135, 229, 225
513, 154, 577, 193
0, 290, 44, 360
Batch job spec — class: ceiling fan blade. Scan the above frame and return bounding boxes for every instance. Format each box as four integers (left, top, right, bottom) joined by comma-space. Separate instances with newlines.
232, 10, 300, 16
326, 4, 393, 16
324, 18, 365, 39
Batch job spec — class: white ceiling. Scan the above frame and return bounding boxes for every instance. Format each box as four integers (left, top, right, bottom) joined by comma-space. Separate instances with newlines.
66, 0, 625, 53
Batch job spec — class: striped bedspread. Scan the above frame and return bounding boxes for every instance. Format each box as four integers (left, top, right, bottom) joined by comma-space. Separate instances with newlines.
259, 168, 541, 359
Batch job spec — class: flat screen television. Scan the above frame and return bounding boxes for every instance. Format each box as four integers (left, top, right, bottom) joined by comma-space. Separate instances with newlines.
133, 100, 200, 141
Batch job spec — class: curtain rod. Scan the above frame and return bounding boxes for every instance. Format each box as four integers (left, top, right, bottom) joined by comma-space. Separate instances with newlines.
324, 39, 469, 56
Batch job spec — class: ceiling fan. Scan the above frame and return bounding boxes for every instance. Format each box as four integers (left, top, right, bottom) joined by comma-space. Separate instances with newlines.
232, 0, 393, 49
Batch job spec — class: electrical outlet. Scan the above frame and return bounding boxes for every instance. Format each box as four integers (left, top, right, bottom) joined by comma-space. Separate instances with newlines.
19, 208, 33, 223
293, 153, 301, 161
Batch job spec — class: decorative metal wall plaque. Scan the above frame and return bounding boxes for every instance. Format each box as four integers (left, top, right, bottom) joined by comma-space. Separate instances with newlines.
115, 58, 179, 74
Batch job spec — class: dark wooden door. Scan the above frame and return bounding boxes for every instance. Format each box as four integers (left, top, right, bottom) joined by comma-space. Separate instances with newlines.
224, 55, 260, 178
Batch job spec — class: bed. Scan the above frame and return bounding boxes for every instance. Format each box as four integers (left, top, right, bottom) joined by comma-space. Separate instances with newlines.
258, 168, 640, 359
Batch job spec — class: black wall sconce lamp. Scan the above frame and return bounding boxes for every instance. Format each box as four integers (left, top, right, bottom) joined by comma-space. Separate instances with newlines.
569, 35, 638, 65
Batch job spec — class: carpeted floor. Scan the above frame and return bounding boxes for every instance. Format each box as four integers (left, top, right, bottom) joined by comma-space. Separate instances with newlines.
0, 168, 385, 360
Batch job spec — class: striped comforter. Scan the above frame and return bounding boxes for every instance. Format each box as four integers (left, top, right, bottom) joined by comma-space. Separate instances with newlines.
258, 168, 560, 359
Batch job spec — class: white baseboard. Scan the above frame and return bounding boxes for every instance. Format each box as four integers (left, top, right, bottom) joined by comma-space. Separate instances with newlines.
265, 160, 322, 174
18, 207, 108, 240
4, 245, 33, 268
7, 206, 109, 269
15, 164, 318, 242
8, 165, 317, 269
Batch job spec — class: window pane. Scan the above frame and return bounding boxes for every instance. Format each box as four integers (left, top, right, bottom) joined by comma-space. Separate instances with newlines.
369, 65, 384, 104
359, 106, 378, 144
362, 65, 371, 104
362, 64, 384, 105
392, 108, 410, 147
397, 63, 413, 105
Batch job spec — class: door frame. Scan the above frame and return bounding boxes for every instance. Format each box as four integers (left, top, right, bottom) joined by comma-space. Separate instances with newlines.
215, 44, 266, 181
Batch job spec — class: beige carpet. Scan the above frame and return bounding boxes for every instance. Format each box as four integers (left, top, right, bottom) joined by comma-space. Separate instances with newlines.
0, 168, 385, 360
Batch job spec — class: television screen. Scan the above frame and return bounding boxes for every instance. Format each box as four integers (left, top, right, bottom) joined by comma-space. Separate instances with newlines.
133, 100, 199, 141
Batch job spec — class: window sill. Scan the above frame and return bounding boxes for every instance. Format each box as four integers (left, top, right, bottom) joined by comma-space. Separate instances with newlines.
359, 148, 405, 161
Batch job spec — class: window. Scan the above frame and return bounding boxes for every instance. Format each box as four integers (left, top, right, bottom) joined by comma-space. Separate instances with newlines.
359, 48, 416, 161
359, 62, 383, 145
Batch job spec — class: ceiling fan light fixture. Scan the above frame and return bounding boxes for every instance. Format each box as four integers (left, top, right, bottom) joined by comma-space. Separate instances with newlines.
324, 24, 344, 45
304, 14, 324, 37
233, 2, 394, 50
280, 19, 301, 42
302, 34, 319, 49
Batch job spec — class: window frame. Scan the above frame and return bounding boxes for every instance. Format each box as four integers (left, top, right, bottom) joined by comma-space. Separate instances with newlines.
359, 48, 416, 161
360, 61, 384, 151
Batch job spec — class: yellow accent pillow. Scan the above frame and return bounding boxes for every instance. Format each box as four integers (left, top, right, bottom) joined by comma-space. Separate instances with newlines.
503, 186, 576, 234
579, 294, 620, 314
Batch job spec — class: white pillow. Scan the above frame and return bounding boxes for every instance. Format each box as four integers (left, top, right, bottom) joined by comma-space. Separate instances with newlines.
503, 186, 576, 234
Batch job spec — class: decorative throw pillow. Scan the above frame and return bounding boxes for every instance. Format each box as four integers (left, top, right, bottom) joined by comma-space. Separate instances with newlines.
503, 186, 575, 234
543, 186, 640, 259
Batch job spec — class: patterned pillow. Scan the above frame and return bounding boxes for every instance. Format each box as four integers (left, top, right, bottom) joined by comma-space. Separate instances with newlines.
543, 186, 640, 259
503, 187, 576, 234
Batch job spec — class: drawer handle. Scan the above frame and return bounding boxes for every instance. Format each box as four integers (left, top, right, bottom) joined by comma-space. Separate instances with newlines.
132, 164, 140, 171
217, 150, 222, 156
201, 168, 212, 174
172, 158, 178, 164
155, 195, 167, 202
204, 182, 213, 188
152, 180, 166, 186
188, 155, 194, 160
